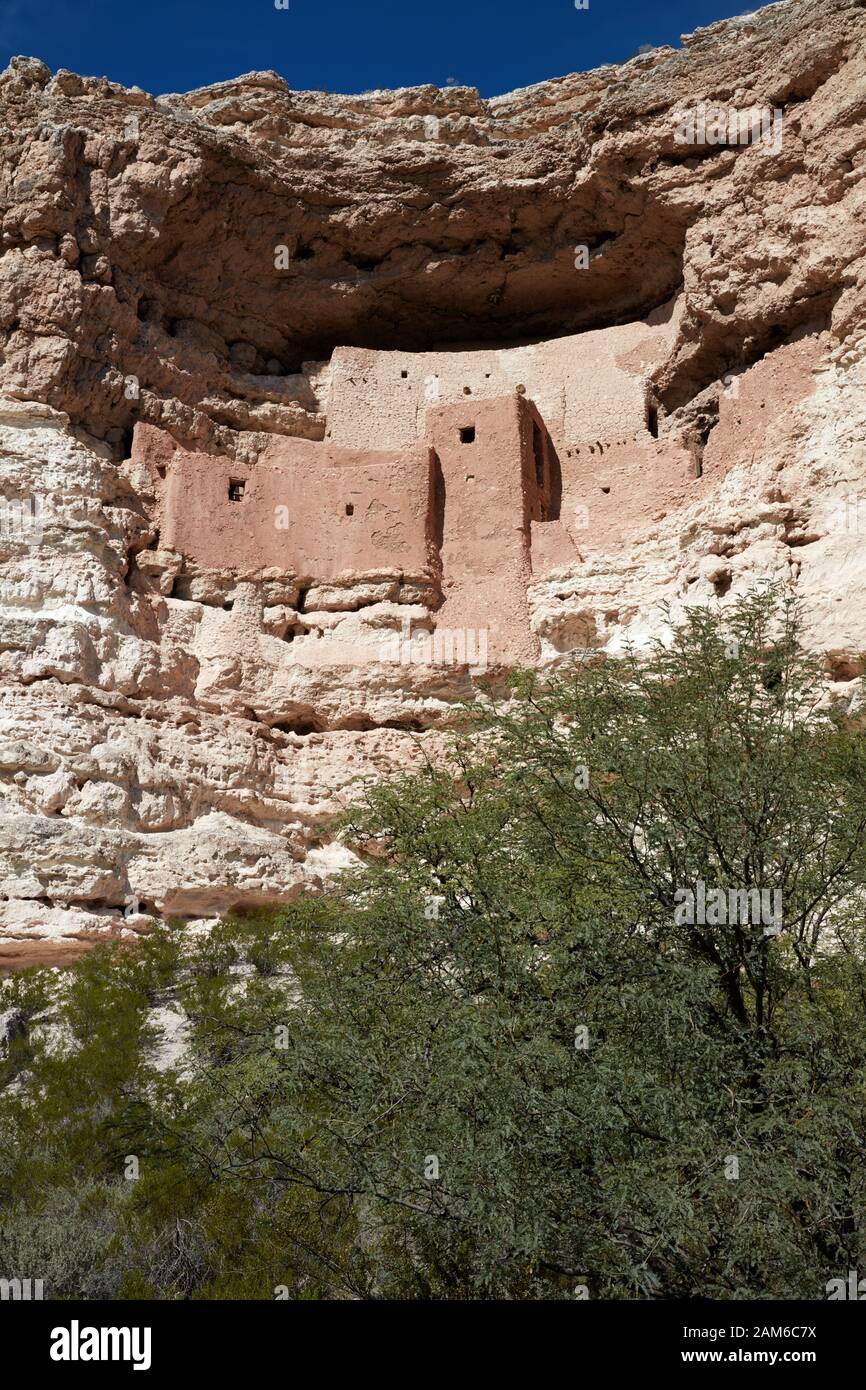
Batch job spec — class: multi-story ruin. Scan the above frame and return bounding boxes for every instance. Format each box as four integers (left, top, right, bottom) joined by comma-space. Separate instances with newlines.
141, 300, 720, 667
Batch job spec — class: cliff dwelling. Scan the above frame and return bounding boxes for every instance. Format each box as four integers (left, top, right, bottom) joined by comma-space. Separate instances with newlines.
0, 0, 863, 950
136, 295, 730, 669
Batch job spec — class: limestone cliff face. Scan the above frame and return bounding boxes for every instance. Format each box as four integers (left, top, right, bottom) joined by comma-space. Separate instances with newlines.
1, 0, 865, 963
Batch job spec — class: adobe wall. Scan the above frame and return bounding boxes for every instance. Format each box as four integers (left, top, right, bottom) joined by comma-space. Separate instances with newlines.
148, 353, 772, 652
155, 431, 433, 582
558, 433, 700, 552
539, 334, 826, 562
427, 394, 552, 664
323, 305, 679, 457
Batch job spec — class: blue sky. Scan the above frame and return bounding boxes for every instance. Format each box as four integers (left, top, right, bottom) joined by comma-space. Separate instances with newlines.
1, 0, 758, 97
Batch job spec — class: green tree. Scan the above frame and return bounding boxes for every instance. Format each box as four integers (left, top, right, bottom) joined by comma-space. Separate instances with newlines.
151, 589, 866, 1297
4, 589, 866, 1300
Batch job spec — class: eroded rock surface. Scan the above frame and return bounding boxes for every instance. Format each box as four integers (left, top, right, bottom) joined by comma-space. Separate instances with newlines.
1, 0, 866, 960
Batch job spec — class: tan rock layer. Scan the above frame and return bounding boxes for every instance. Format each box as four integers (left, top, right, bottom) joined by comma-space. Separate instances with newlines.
0, 0, 865, 958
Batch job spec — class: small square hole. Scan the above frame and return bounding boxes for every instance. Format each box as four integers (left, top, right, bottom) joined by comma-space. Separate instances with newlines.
228, 479, 246, 502
345, 503, 354, 516
459, 426, 475, 444
400, 370, 408, 379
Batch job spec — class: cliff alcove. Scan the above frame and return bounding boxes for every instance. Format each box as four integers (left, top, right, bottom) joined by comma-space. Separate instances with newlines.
0, 0, 865, 959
